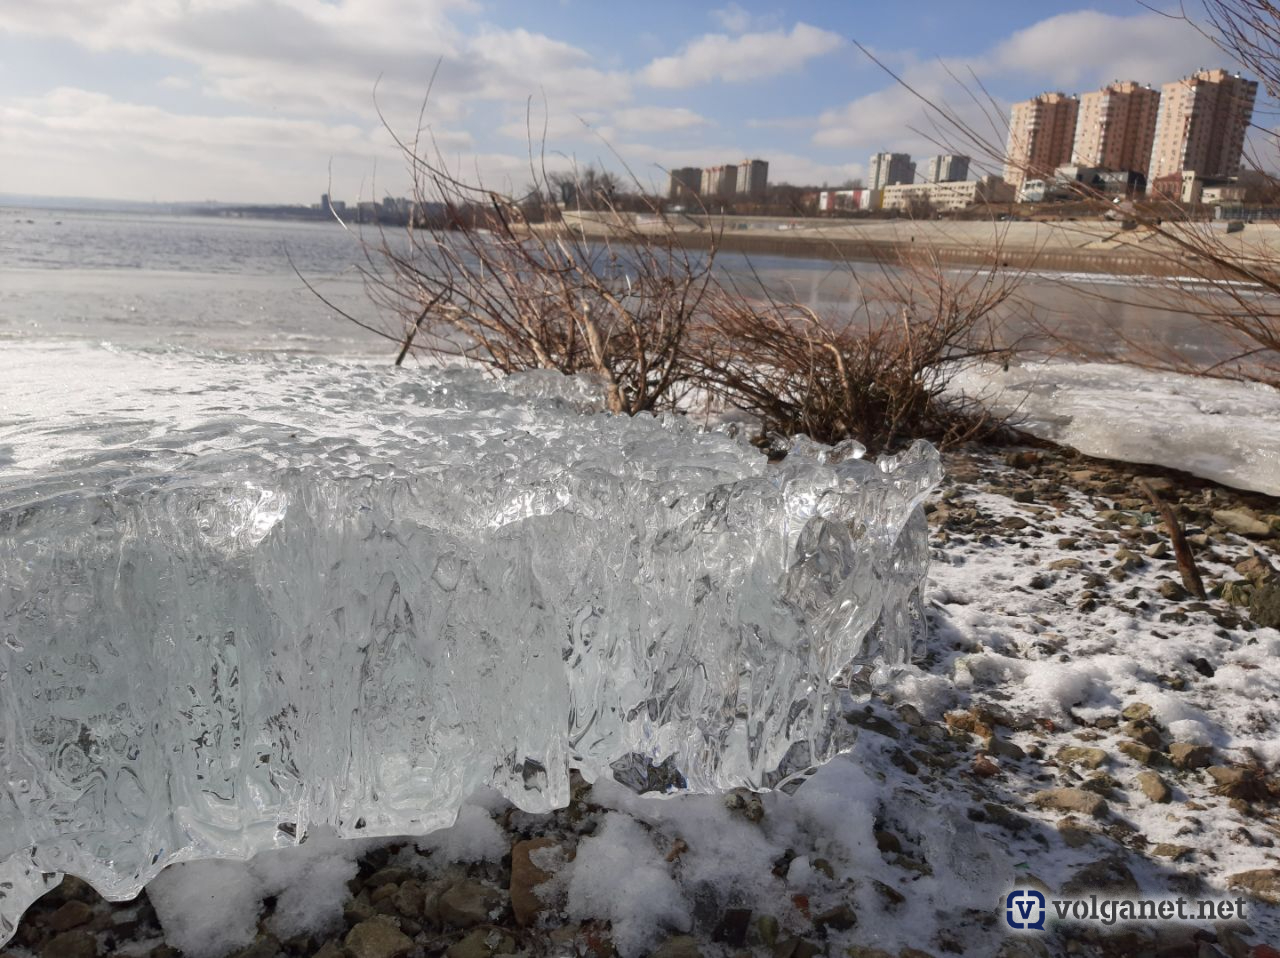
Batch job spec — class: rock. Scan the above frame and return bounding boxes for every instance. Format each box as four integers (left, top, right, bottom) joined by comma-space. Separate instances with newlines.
1001, 516, 1029, 531
1228, 869, 1280, 904
1032, 787, 1108, 818
1136, 770, 1171, 803
712, 908, 753, 946
312, 944, 345, 958
1249, 583, 1280, 629
510, 838, 560, 927
1236, 554, 1277, 584
1061, 857, 1139, 897
41, 931, 97, 958
446, 927, 517, 958
1115, 548, 1144, 570
1058, 537, 1081, 549
1118, 742, 1159, 766
1121, 702, 1153, 722
46, 900, 95, 932
230, 939, 281, 958
1158, 580, 1190, 601
813, 904, 857, 931
1213, 509, 1273, 539
1146, 541, 1170, 559
1207, 765, 1249, 786
874, 830, 902, 855
1169, 743, 1214, 770
1222, 581, 1254, 608
439, 880, 506, 929
649, 936, 703, 958
345, 920, 413, 958
1049, 558, 1083, 571
1057, 746, 1107, 769
1121, 720, 1164, 748
1151, 843, 1193, 861
985, 735, 1026, 761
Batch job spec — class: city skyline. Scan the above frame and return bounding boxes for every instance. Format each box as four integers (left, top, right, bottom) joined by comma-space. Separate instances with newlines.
0, 0, 1256, 204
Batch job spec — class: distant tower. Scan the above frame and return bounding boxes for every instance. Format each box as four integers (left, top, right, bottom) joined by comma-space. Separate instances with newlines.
1073, 81, 1161, 175
736, 159, 769, 197
320, 193, 333, 216
869, 152, 915, 190
667, 167, 702, 202
1004, 93, 1079, 189
924, 155, 970, 183
1148, 69, 1257, 181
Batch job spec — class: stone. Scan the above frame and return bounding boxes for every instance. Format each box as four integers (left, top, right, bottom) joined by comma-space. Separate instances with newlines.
1118, 741, 1158, 766
813, 904, 856, 931
510, 838, 559, 928
1049, 558, 1083, 571
1228, 869, 1280, 904
649, 936, 703, 958
1136, 771, 1171, 803
1121, 720, 1164, 749
446, 927, 517, 958
312, 944, 345, 958
41, 932, 97, 958
1032, 788, 1108, 818
1061, 857, 1139, 898
1213, 509, 1273, 539
1151, 843, 1193, 861
439, 880, 506, 929
1249, 583, 1280, 629
1208, 765, 1249, 787
713, 908, 753, 946
1146, 541, 1170, 559
345, 920, 414, 958
1236, 554, 1277, 584
1158, 580, 1190, 601
1001, 516, 1030, 531
1169, 743, 1214, 770
1115, 548, 1144, 570
46, 900, 95, 932
1057, 746, 1107, 769
230, 939, 281, 958
1121, 702, 1153, 722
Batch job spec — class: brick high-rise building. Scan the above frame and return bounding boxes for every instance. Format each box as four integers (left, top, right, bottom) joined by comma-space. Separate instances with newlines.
700, 164, 738, 198
1072, 81, 1161, 175
1148, 69, 1258, 182
868, 152, 915, 191
1004, 93, 1079, 189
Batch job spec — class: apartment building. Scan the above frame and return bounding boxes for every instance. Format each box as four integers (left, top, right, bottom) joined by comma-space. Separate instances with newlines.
1072, 80, 1161, 175
1004, 93, 1079, 190
924, 155, 970, 183
667, 167, 702, 202
736, 159, 769, 197
868, 152, 915, 191
700, 165, 738, 197
1149, 68, 1258, 181
881, 176, 1014, 212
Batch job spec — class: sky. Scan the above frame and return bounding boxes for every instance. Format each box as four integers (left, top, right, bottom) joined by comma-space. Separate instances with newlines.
0, 0, 1246, 204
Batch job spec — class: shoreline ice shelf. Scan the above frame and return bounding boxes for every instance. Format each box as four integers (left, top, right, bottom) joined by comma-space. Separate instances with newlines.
0, 344, 939, 943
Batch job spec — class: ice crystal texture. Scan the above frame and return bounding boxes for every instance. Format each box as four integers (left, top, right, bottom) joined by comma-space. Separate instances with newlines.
0, 344, 940, 940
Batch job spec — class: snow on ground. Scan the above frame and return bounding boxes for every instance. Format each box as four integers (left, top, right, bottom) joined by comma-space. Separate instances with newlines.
947, 360, 1280, 497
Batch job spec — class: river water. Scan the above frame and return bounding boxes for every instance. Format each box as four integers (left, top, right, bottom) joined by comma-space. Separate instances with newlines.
0, 205, 1246, 367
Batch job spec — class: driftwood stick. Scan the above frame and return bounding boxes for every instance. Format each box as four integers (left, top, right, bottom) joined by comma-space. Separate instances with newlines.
1138, 479, 1206, 600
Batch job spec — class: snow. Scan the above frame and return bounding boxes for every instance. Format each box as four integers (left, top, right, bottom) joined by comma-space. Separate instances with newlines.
948, 360, 1280, 496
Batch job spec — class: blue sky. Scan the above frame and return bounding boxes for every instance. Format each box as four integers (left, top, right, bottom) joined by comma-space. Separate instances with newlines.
0, 1, 1239, 203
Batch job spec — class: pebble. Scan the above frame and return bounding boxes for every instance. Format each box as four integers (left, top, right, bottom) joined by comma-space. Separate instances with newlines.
439, 881, 506, 929
344, 919, 414, 958
509, 838, 559, 927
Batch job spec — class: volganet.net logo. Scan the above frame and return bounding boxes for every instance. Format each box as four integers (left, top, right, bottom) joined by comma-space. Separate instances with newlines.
1003, 888, 1248, 932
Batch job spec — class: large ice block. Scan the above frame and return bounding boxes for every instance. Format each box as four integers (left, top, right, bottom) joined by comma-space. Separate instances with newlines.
0, 344, 940, 941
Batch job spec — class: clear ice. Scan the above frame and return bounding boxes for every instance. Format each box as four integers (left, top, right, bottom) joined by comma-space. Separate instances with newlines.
0, 344, 940, 941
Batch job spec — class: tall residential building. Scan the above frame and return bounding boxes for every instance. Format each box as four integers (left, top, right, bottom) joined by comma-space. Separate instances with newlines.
701, 164, 738, 197
1004, 93, 1079, 189
868, 153, 915, 191
924, 155, 970, 183
737, 159, 769, 197
667, 167, 702, 201
1148, 69, 1258, 182
1072, 81, 1161, 175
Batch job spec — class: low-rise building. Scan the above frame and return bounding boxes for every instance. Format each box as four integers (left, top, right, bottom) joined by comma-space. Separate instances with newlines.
881, 176, 1013, 212
817, 188, 881, 212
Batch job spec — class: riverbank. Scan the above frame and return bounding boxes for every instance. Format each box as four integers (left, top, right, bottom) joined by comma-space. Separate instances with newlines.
546, 213, 1280, 280
7, 441, 1278, 958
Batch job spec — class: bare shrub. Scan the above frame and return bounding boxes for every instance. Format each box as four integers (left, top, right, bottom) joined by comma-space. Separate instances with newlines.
693, 248, 1026, 455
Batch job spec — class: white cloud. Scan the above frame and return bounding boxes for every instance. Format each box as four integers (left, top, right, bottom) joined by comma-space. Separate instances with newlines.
710, 3, 762, 34
611, 106, 709, 132
640, 23, 844, 88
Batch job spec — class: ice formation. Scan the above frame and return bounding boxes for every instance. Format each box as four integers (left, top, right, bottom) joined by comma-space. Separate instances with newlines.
0, 344, 940, 942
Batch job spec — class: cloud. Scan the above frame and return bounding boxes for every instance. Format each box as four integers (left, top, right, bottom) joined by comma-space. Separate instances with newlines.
611, 106, 710, 132
710, 3, 765, 34
640, 23, 844, 88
